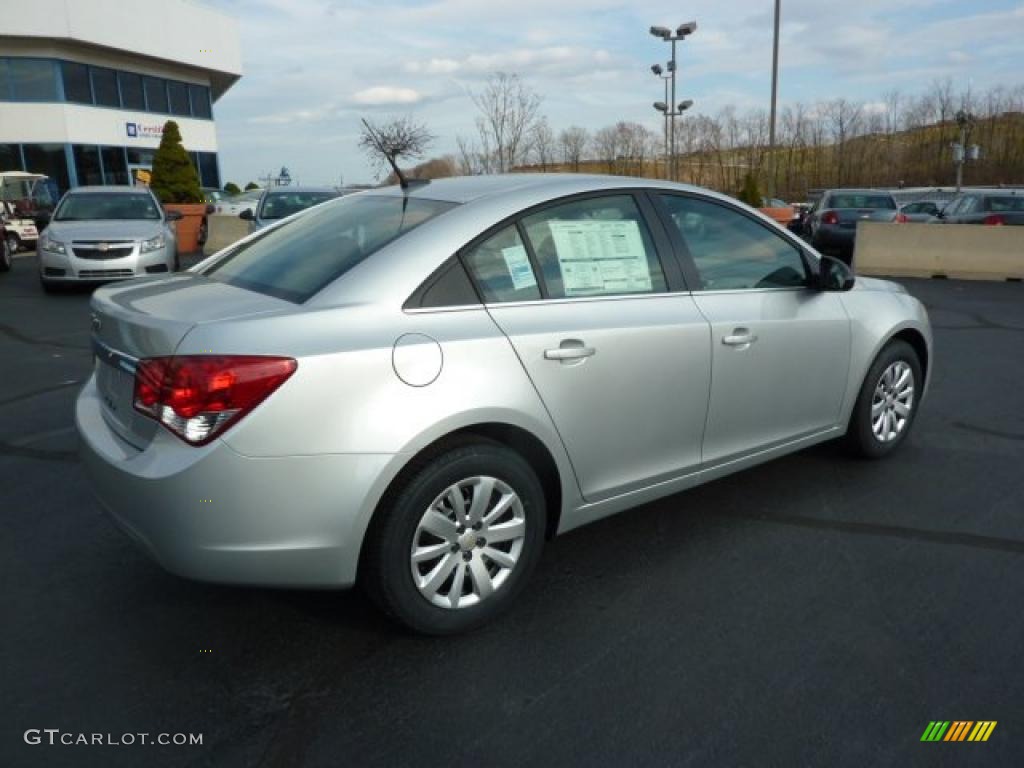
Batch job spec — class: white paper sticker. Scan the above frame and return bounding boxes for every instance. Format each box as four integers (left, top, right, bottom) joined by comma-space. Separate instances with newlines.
547, 220, 653, 296
501, 245, 537, 291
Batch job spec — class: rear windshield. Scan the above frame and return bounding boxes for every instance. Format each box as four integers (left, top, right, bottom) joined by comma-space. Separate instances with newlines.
54, 193, 160, 221
258, 191, 338, 220
202, 194, 458, 302
986, 196, 1024, 212
827, 195, 895, 210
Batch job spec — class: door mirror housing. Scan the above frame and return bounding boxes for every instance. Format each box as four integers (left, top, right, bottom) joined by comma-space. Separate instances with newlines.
165, 210, 184, 222
817, 255, 855, 292
239, 208, 254, 221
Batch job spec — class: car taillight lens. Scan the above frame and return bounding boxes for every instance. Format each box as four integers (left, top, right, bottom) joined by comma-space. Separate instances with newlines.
895, 213, 908, 223
821, 211, 839, 225
983, 214, 1005, 226
133, 355, 297, 445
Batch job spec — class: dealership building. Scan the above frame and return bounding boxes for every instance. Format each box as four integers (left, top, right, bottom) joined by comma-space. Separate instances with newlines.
0, 0, 241, 196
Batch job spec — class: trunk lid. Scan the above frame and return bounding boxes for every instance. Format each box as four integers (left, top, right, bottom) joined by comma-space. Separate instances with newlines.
89, 274, 295, 448
834, 208, 896, 229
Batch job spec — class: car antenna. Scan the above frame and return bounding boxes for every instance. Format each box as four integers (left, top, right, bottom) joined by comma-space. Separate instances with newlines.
360, 119, 429, 193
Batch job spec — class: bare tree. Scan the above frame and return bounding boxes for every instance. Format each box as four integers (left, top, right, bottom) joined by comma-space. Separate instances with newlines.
528, 117, 556, 171
591, 125, 620, 173
558, 126, 589, 172
358, 115, 434, 184
470, 72, 542, 173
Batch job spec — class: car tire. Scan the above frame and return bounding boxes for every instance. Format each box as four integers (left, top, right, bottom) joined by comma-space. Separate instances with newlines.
844, 340, 922, 459
0, 237, 11, 272
198, 218, 208, 247
362, 439, 547, 635
6, 233, 19, 256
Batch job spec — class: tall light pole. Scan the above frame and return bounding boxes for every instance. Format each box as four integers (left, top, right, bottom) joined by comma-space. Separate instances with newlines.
651, 64, 672, 177
768, 0, 781, 195
650, 21, 697, 181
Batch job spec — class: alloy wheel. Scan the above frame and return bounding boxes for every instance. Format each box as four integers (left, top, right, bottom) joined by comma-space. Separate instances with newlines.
871, 360, 915, 442
410, 476, 526, 610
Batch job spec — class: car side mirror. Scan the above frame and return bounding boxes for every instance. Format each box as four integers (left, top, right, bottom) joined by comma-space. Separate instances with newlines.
165, 210, 183, 222
817, 255, 855, 292
205, 203, 215, 215
239, 209, 254, 221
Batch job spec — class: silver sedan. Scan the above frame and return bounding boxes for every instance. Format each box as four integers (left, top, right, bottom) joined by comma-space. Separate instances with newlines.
38, 186, 180, 290
77, 175, 932, 634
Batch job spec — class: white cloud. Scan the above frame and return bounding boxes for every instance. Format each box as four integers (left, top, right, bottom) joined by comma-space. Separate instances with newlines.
352, 86, 424, 105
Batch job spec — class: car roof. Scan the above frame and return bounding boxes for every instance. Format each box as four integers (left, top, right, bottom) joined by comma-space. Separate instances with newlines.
263, 186, 337, 195
66, 185, 151, 195
823, 189, 894, 196
368, 173, 718, 205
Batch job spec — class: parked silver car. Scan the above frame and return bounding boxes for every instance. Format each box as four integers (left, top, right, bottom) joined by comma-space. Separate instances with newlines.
239, 185, 340, 233
77, 175, 932, 634
38, 186, 179, 291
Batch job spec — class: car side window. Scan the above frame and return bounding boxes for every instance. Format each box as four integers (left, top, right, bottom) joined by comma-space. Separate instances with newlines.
958, 197, 979, 215
943, 198, 962, 216
461, 225, 541, 303
519, 195, 667, 299
659, 194, 809, 291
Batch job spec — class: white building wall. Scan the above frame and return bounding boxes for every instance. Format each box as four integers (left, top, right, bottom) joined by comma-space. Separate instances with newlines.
0, 104, 219, 152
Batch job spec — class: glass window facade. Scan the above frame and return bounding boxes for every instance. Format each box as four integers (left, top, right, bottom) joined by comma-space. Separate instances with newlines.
189, 84, 211, 119
1, 143, 217, 196
118, 71, 144, 110
22, 144, 70, 193
0, 144, 22, 171
143, 76, 168, 113
72, 144, 103, 186
8, 59, 59, 101
90, 67, 120, 108
62, 61, 92, 104
167, 80, 189, 116
101, 146, 129, 185
0, 57, 213, 118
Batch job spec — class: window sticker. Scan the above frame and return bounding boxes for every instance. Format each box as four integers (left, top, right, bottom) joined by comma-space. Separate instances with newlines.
501, 245, 537, 291
547, 220, 653, 296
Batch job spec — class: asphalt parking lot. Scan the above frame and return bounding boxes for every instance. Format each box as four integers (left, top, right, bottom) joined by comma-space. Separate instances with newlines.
2, 252, 1022, 767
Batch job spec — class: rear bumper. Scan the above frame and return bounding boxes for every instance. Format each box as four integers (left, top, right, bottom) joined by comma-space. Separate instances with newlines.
76, 375, 395, 588
812, 226, 856, 248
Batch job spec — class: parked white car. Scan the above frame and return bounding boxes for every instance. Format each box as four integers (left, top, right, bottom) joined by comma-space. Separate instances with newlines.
215, 189, 263, 217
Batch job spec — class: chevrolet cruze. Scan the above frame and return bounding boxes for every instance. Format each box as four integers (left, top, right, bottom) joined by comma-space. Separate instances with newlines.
77, 175, 932, 634
39, 186, 180, 291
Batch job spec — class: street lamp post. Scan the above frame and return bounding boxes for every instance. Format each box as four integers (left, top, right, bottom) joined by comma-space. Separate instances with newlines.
768, 0, 781, 195
650, 21, 697, 181
651, 64, 672, 177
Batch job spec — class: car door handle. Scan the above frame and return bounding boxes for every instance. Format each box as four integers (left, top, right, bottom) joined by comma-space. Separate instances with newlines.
722, 330, 758, 347
544, 342, 596, 361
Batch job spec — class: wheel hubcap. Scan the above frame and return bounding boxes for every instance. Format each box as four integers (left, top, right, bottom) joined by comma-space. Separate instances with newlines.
410, 476, 526, 610
871, 360, 915, 443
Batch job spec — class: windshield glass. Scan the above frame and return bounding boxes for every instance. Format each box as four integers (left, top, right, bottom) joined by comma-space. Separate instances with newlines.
258, 191, 338, 220
827, 194, 896, 210
55, 193, 161, 221
203, 194, 458, 302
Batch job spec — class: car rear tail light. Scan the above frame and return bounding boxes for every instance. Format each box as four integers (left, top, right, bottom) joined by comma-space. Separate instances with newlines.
821, 211, 839, 225
983, 214, 1005, 226
133, 355, 297, 445
894, 213, 908, 223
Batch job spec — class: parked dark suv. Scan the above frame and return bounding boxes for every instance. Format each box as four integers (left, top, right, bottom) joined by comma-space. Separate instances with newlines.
805, 190, 901, 263
934, 191, 1024, 226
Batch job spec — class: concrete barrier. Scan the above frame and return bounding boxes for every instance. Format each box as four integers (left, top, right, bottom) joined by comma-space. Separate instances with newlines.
854, 221, 1024, 281
204, 214, 249, 255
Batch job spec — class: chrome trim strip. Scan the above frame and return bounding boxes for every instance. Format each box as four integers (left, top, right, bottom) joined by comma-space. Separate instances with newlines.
92, 337, 139, 374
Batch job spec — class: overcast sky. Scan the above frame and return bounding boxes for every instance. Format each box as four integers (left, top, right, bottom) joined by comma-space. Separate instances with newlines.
206, 0, 1024, 187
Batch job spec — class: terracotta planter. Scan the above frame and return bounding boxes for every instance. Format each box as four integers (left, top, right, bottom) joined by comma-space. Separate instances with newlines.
164, 203, 207, 254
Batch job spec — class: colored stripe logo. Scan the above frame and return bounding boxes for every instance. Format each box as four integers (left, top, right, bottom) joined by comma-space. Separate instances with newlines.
921, 721, 997, 742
